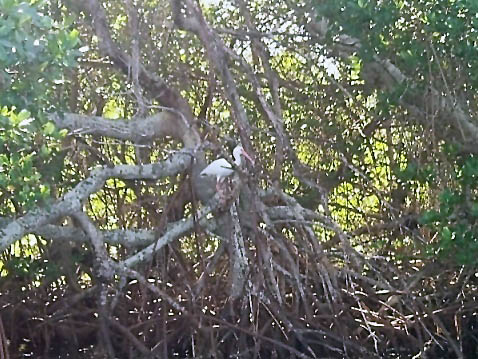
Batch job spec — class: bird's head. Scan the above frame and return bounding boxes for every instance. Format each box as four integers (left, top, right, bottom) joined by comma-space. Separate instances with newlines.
233, 145, 254, 166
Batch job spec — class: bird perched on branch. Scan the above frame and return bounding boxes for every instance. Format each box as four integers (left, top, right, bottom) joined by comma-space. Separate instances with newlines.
200, 145, 254, 191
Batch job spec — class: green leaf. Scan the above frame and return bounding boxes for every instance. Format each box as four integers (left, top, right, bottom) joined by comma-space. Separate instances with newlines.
67, 29, 80, 47
17, 109, 31, 124
419, 210, 440, 225
471, 203, 478, 217
40, 144, 50, 157
441, 226, 452, 242
18, 13, 32, 27
43, 121, 55, 135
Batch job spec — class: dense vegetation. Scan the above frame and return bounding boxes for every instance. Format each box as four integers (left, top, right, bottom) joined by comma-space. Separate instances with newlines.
1, 0, 478, 357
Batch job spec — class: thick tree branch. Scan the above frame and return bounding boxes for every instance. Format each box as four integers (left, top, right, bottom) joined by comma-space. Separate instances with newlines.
51, 111, 198, 148
36, 226, 156, 248
0, 218, 156, 247
0, 150, 193, 252
122, 196, 219, 268
0, 204, 321, 251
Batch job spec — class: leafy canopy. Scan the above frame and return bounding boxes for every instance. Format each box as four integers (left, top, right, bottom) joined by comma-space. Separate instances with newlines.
0, 0, 80, 213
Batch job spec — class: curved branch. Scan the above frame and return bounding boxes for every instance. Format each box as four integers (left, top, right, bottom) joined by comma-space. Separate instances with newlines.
0, 150, 193, 252
122, 198, 219, 268
51, 111, 198, 148
0, 215, 218, 251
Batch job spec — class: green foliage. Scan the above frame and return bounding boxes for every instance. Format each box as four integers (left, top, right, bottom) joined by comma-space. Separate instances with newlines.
316, 0, 478, 79
313, 0, 478, 267
419, 156, 478, 266
0, 0, 80, 215
0, 0, 81, 110
0, 108, 68, 211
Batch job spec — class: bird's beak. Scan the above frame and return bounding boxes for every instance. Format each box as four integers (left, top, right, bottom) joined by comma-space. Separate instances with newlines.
241, 149, 254, 166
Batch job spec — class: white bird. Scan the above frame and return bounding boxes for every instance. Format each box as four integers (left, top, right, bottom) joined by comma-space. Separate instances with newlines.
200, 145, 254, 191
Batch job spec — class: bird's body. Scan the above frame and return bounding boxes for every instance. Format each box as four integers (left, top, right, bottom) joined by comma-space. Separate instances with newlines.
200, 158, 235, 182
200, 145, 254, 191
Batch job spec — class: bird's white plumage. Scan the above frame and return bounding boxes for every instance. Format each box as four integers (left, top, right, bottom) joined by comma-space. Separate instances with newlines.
200, 145, 253, 184
200, 158, 234, 182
